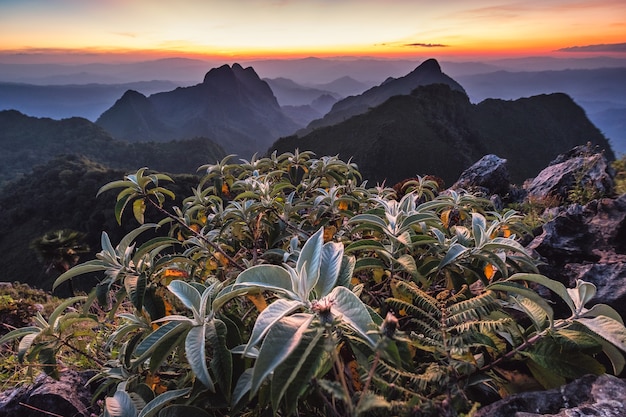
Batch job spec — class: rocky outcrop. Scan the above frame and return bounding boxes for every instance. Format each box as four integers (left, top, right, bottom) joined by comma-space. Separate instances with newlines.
520, 145, 624, 315
0, 370, 97, 417
527, 195, 626, 316
475, 374, 626, 417
451, 154, 510, 196
525, 143, 614, 201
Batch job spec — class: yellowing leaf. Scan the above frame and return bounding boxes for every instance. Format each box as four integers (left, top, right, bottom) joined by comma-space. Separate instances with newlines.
163, 269, 188, 278
484, 264, 497, 281
246, 293, 268, 312
441, 210, 450, 228
133, 199, 146, 224
372, 267, 385, 284
323, 225, 337, 242
214, 252, 229, 267
391, 279, 413, 303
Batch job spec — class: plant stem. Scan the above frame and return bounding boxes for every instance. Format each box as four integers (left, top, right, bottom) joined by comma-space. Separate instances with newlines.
147, 196, 246, 272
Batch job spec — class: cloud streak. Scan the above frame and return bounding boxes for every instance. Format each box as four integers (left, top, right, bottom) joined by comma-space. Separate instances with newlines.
557, 43, 626, 53
404, 43, 449, 48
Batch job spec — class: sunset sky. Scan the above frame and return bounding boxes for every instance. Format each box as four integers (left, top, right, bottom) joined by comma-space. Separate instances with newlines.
1, 0, 626, 62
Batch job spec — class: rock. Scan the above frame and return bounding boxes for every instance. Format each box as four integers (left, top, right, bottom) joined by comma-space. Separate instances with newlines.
525, 145, 614, 202
475, 374, 626, 417
0, 370, 97, 417
527, 195, 626, 316
451, 154, 510, 196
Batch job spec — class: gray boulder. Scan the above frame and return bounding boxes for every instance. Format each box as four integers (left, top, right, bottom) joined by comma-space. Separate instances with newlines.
451, 154, 510, 196
527, 195, 626, 316
475, 374, 626, 417
0, 370, 97, 417
525, 147, 613, 202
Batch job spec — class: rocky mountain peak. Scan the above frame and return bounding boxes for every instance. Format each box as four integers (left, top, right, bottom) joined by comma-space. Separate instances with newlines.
413, 58, 442, 74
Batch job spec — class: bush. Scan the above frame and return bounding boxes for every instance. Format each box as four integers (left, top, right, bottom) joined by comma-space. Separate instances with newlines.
2, 151, 626, 417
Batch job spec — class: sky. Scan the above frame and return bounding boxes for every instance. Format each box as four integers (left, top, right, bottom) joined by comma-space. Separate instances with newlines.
1, 0, 626, 62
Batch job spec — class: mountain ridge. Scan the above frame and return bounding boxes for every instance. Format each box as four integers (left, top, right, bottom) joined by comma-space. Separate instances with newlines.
0, 110, 225, 188
300, 58, 466, 134
270, 84, 614, 185
96, 64, 300, 157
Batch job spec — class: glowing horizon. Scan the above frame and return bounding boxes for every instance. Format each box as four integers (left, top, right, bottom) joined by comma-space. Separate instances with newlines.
1, 0, 625, 63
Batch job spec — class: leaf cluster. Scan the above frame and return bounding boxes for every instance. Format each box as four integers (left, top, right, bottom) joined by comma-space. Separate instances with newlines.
3, 151, 626, 417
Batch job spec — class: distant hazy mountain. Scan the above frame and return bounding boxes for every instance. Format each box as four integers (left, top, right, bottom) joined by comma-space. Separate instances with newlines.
301, 59, 466, 134
0, 110, 225, 188
307, 76, 371, 97
97, 64, 300, 157
0, 80, 180, 121
270, 84, 614, 185
0, 57, 215, 85
245, 57, 419, 85
264, 77, 340, 106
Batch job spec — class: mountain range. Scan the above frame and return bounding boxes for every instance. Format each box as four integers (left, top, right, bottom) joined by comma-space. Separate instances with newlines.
0, 57, 620, 291
0, 57, 619, 189
271, 83, 613, 185
2, 56, 625, 154
0, 110, 224, 188
96, 63, 299, 157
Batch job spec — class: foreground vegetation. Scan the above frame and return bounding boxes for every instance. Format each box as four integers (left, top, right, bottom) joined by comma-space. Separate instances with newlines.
2, 151, 626, 417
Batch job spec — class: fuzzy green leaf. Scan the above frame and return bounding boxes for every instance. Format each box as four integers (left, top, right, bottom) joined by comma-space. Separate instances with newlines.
137, 388, 191, 417
507, 273, 575, 315
0, 326, 41, 347
106, 390, 137, 417
568, 279, 597, 314
575, 315, 626, 352
328, 286, 377, 348
245, 299, 304, 355
168, 280, 201, 313
52, 260, 106, 291
296, 227, 324, 296
207, 319, 232, 396
271, 328, 326, 414
315, 241, 343, 298
234, 264, 295, 297
488, 281, 554, 326
185, 324, 214, 391
134, 322, 189, 365
251, 313, 314, 396
345, 239, 386, 253
438, 243, 468, 269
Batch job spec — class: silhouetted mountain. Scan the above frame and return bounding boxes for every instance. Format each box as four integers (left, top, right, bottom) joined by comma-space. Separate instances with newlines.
0, 110, 225, 188
301, 59, 466, 134
457, 67, 626, 153
270, 84, 614, 185
97, 64, 300, 157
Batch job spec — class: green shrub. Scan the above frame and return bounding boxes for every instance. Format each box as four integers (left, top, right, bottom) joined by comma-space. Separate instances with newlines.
2, 151, 626, 417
